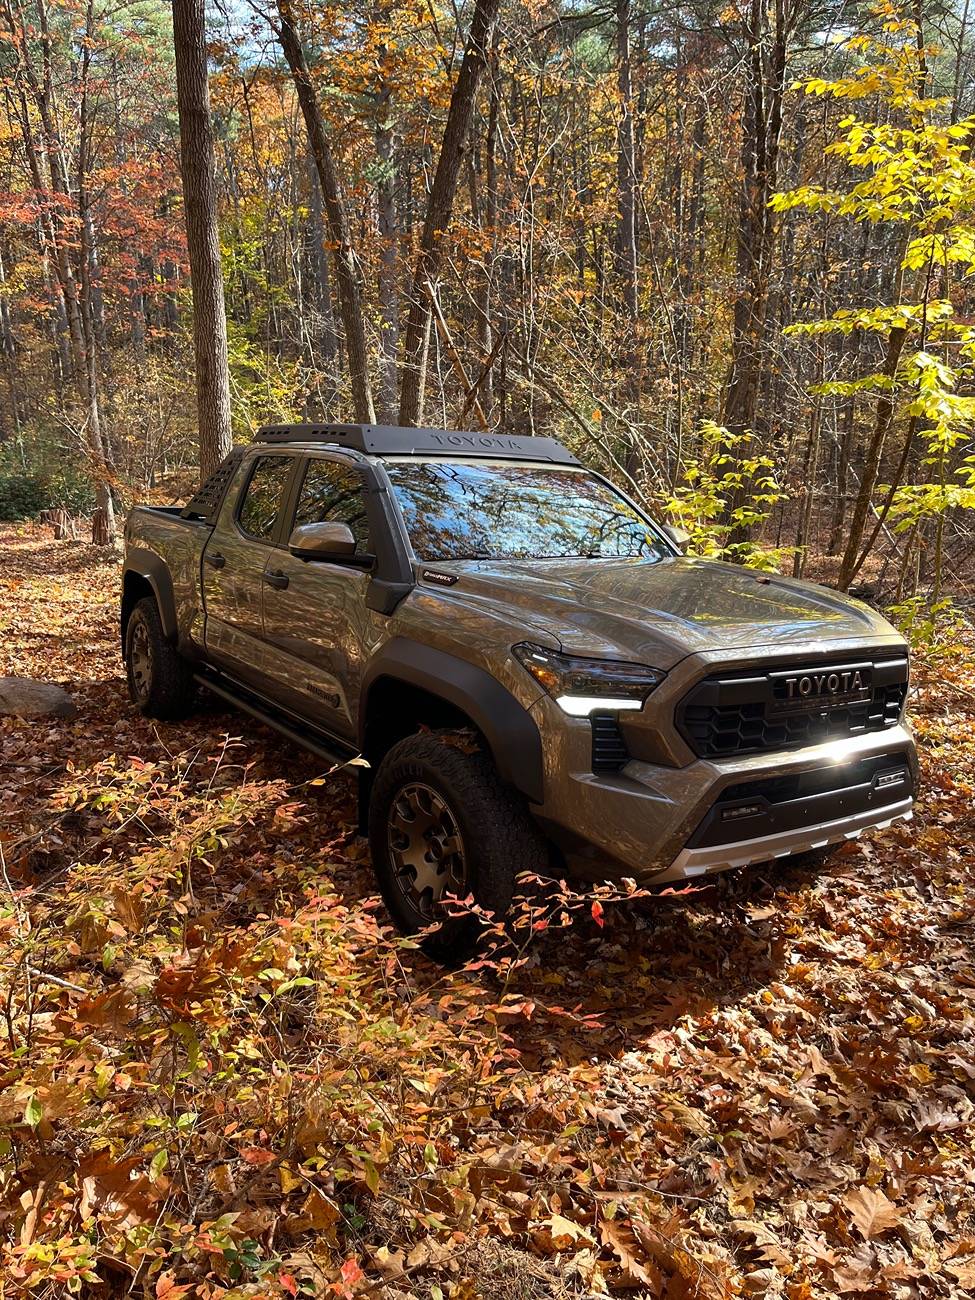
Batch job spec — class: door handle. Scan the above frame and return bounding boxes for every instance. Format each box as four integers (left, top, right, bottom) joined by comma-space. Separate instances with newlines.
263, 569, 289, 590
204, 552, 226, 570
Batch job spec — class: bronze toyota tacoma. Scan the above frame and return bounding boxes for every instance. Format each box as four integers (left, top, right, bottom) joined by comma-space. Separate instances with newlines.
122, 424, 917, 957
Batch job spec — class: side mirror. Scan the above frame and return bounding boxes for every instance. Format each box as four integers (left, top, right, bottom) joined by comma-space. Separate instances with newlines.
289, 521, 360, 561
663, 524, 691, 553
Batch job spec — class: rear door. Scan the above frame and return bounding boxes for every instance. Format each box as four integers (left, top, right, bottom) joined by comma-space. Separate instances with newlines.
202, 451, 298, 687
259, 454, 379, 741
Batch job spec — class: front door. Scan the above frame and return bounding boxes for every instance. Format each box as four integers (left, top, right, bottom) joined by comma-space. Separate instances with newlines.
260, 456, 379, 741
202, 452, 296, 688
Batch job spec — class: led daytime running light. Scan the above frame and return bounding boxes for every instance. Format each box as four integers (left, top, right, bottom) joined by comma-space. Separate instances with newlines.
512, 642, 663, 716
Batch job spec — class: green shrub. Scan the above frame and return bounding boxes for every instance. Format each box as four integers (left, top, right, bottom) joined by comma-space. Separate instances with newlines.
662, 421, 797, 571
886, 595, 970, 662
0, 458, 96, 520
43, 467, 95, 515
0, 472, 47, 520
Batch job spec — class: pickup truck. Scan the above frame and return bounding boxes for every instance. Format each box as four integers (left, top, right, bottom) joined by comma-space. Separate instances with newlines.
122, 423, 917, 959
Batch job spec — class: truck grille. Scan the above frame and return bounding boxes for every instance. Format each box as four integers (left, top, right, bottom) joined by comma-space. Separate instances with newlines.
677, 656, 908, 759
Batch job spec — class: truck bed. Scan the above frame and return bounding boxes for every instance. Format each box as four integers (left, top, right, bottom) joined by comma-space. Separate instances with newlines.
124, 506, 214, 657
134, 504, 187, 518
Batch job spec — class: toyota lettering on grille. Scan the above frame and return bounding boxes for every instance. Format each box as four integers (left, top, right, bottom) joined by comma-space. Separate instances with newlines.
768, 662, 873, 715
784, 669, 864, 700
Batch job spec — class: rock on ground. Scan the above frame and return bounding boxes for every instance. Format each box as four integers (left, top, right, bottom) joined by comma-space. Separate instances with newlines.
0, 677, 77, 719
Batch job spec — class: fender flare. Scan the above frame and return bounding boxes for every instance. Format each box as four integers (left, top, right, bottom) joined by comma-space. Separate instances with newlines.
121, 549, 179, 651
360, 638, 544, 804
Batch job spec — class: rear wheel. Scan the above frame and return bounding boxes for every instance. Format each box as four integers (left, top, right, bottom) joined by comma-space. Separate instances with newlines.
368, 731, 547, 963
125, 596, 196, 719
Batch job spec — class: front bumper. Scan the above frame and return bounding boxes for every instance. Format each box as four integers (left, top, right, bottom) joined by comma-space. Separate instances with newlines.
528, 694, 917, 883
654, 795, 913, 882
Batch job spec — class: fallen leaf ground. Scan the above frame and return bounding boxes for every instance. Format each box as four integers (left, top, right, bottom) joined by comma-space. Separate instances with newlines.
1, 522, 973, 1300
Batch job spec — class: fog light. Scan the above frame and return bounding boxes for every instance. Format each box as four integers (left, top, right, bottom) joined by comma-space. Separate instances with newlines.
875, 769, 906, 790
722, 803, 763, 822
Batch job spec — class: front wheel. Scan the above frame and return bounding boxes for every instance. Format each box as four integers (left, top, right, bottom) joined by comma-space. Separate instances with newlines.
125, 596, 196, 719
368, 731, 548, 963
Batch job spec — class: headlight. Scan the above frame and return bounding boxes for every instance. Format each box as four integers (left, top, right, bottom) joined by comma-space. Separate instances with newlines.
512, 642, 664, 716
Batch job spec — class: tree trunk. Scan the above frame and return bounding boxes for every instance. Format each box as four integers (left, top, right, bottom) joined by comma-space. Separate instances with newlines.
172, 0, 233, 482
720, 0, 788, 541
375, 105, 400, 422
398, 0, 504, 427
792, 398, 821, 578
276, 0, 375, 424
0, 242, 21, 440
78, 186, 116, 543
837, 326, 907, 590
78, 31, 119, 519
90, 506, 109, 545
159, 193, 181, 334
676, 103, 706, 373
616, 0, 641, 477
615, 0, 638, 321
829, 395, 855, 557
722, 0, 786, 435
477, 43, 500, 419
304, 153, 339, 376
110, 53, 148, 365
42, 507, 76, 540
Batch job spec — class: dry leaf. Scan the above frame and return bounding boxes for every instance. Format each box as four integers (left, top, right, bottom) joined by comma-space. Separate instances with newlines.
844, 1185, 904, 1239
599, 1217, 661, 1288
368, 1245, 407, 1279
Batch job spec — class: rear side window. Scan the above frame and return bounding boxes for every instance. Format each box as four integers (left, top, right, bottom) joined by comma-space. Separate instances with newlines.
238, 456, 292, 541
293, 460, 370, 552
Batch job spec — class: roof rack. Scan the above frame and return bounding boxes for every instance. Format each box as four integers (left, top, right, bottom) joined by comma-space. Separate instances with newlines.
255, 423, 580, 464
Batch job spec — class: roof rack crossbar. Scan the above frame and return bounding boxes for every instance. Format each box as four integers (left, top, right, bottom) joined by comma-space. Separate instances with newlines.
254, 423, 580, 464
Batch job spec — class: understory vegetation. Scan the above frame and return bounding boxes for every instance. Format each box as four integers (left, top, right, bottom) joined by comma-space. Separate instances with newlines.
1, 530, 973, 1298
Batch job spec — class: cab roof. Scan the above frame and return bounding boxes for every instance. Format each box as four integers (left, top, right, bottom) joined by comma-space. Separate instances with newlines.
255, 423, 580, 465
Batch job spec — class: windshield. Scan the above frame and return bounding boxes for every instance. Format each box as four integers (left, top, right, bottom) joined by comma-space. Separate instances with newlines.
384, 461, 669, 562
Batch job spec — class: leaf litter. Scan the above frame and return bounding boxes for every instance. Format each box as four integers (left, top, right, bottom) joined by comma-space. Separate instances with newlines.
0, 524, 973, 1299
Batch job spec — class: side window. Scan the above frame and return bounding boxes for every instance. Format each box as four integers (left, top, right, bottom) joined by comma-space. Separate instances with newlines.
237, 456, 293, 542
293, 460, 370, 552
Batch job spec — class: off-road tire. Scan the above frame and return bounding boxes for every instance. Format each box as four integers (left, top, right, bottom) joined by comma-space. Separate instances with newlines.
125, 596, 196, 720
368, 730, 548, 963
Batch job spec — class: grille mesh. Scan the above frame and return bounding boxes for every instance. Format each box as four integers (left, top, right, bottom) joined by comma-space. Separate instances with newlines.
678, 663, 908, 759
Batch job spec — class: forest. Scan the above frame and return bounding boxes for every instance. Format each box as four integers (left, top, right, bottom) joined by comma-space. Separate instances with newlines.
0, 0, 972, 599
1, 0, 974, 1296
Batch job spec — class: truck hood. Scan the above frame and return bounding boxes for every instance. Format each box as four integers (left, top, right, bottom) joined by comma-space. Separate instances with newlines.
427, 556, 901, 667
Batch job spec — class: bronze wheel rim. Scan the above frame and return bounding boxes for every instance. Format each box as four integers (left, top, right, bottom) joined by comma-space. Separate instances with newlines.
386, 782, 468, 922
129, 620, 152, 702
